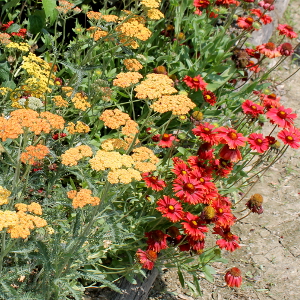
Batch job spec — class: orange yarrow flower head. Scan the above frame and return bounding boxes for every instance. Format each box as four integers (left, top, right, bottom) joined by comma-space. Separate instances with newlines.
123, 59, 143, 71
134, 73, 177, 100
113, 72, 143, 88
67, 189, 100, 209
61, 145, 93, 166
20, 144, 49, 165
99, 109, 131, 129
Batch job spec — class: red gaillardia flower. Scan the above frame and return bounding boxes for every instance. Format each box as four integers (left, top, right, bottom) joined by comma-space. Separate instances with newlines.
278, 43, 294, 56
197, 142, 215, 160
171, 159, 191, 176
246, 60, 260, 73
245, 48, 261, 59
260, 14, 272, 25
202, 89, 217, 105
266, 105, 297, 128
145, 230, 169, 252
183, 75, 207, 91
193, 0, 210, 8
261, 93, 280, 109
258, 0, 274, 11
211, 198, 236, 227
136, 249, 157, 270
241, 100, 264, 117
188, 156, 214, 176
278, 127, 300, 149
181, 212, 209, 240
156, 196, 185, 222
219, 145, 242, 162
213, 226, 240, 252
277, 24, 298, 39
237, 16, 254, 30
192, 122, 219, 145
217, 127, 247, 149
248, 133, 269, 153
215, 0, 240, 6
246, 193, 264, 214
158, 133, 177, 148
173, 175, 206, 205
256, 42, 281, 58
142, 173, 167, 191
225, 267, 242, 287
188, 237, 205, 253
213, 158, 233, 178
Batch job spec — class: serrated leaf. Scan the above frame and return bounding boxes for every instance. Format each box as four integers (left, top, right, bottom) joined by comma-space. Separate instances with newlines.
42, 0, 58, 25
0, 61, 10, 81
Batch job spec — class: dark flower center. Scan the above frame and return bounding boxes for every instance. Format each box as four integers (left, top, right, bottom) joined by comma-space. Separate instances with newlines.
246, 17, 254, 24
287, 136, 293, 141
162, 133, 170, 140
265, 42, 276, 50
228, 132, 238, 140
278, 111, 287, 118
184, 183, 195, 192
229, 267, 241, 277
168, 205, 175, 211
256, 138, 262, 144
251, 105, 257, 110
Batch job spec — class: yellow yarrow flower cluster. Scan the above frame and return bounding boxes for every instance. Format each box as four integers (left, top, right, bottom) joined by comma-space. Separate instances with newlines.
123, 59, 143, 71
66, 121, 90, 134
134, 73, 177, 99
67, 189, 100, 209
0, 186, 11, 206
146, 9, 164, 20
17, 53, 55, 101
61, 145, 93, 166
113, 72, 143, 88
151, 94, 196, 115
0, 202, 47, 239
140, 0, 161, 8
5, 42, 30, 52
